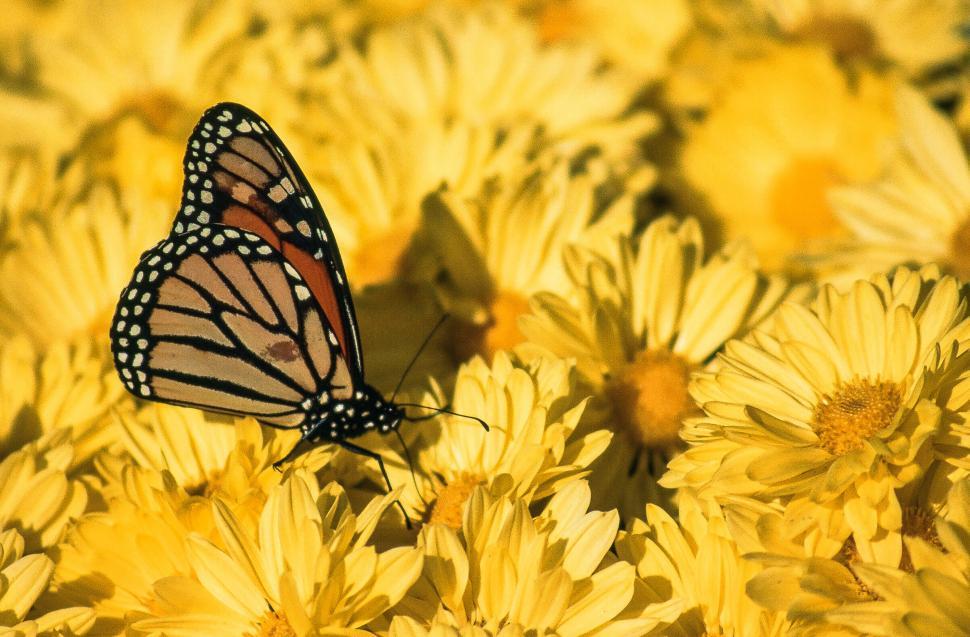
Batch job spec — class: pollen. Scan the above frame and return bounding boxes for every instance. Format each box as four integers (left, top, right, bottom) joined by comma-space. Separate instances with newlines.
813, 378, 902, 455
450, 291, 530, 363
426, 473, 482, 529
769, 156, 844, 243
606, 349, 697, 451
251, 610, 296, 637
949, 217, 970, 281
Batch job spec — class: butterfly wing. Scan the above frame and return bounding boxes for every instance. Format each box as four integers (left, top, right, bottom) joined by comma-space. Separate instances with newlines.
170, 102, 364, 382
111, 225, 354, 427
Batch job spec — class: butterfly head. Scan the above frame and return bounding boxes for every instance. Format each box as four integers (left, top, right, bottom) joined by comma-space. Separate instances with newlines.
303, 385, 404, 442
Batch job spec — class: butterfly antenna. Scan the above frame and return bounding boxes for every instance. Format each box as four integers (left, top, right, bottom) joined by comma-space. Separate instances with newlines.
394, 428, 428, 507
397, 403, 490, 431
390, 313, 450, 403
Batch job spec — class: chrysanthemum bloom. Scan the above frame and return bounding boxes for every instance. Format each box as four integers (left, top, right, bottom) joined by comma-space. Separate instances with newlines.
43, 467, 420, 636
746, 479, 970, 636
0, 336, 125, 464
615, 491, 791, 636
418, 159, 650, 363
383, 352, 610, 529
520, 216, 792, 514
0, 528, 94, 637
746, 0, 969, 75
844, 480, 970, 636
94, 406, 335, 517
0, 186, 170, 348
812, 86, 970, 282
131, 472, 422, 637
680, 44, 896, 271
391, 480, 681, 636
299, 3, 656, 286
663, 266, 970, 564
0, 440, 87, 556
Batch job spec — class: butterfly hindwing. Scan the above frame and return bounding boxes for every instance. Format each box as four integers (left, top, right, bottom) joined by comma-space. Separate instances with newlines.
171, 102, 364, 381
110, 225, 355, 427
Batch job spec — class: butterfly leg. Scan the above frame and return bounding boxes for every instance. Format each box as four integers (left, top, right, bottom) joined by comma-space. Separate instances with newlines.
338, 440, 413, 530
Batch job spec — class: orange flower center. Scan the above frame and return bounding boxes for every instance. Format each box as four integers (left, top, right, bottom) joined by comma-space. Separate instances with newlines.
352, 223, 415, 287
814, 379, 902, 455
769, 156, 845, 243
450, 291, 530, 363
949, 217, 970, 281
426, 473, 482, 529
606, 349, 697, 451
535, 1, 581, 42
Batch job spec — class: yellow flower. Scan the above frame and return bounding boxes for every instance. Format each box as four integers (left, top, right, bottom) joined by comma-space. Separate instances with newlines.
615, 490, 790, 636
813, 85, 970, 282
0, 153, 61, 244
131, 472, 422, 636
0, 336, 127, 465
0, 186, 170, 347
0, 441, 87, 553
520, 216, 793, 515
532, 0, 693, 80
663, 266, 970, 564
300, 3, 655, 286
0, 529, 94, 637
392, 480, 679, 635
748, 0, 969, 74
95, 405, 335, 512
680, 44, 897, 271
419, 159, 649, 362
845, 480, 970, 636
384, 351, 609, 529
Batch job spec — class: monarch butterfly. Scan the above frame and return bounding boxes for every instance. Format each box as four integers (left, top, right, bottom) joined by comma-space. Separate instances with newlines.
110, 103, 482, 517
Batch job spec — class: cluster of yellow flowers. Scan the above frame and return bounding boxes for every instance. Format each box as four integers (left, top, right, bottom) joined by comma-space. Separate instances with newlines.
2, 0, 970, 635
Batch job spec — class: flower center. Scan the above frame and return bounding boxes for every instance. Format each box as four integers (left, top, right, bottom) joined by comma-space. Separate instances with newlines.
813, 379, 902, 455
352, 223, 415, 288
426, 473, 482, 529
535, 1, 581, 42
794, 15, 878, 60
450, 291, 530, 363
606, 349, 697, 451
119, 91, 185, 134
949, 217, 970, 281
252, 610, 296, 637
899, 506, 943, 572
834, 537, 880, 601
768, 156, 844, 243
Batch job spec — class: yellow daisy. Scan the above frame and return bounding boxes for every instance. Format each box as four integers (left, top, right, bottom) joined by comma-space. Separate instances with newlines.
748, 0, 969, 74
39, 464, 221, 634
615, 490, 791, 636
519, 216, 793, 515
0, 528, 94, 637
845, 480, 970, 636
0, 185, 170, 347
298, 3, 655, 286
663, 266, 970, 564
377, 351, 609, 529
419, 158, 650, 363
0, 336, 127, 467
130, 472, 422, 636
94, 405, 332, 508
391, 479, 681, 635
680, 44, 897, 271
812, 85, 970, 282
0, 441, 87, 553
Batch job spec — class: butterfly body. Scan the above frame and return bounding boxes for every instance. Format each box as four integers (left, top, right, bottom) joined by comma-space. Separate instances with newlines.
109, 102, 410, 472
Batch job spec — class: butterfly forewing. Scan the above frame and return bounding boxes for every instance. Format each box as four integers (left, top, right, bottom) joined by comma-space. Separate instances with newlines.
172, 103, 363, 381
110, 226, 354, 427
